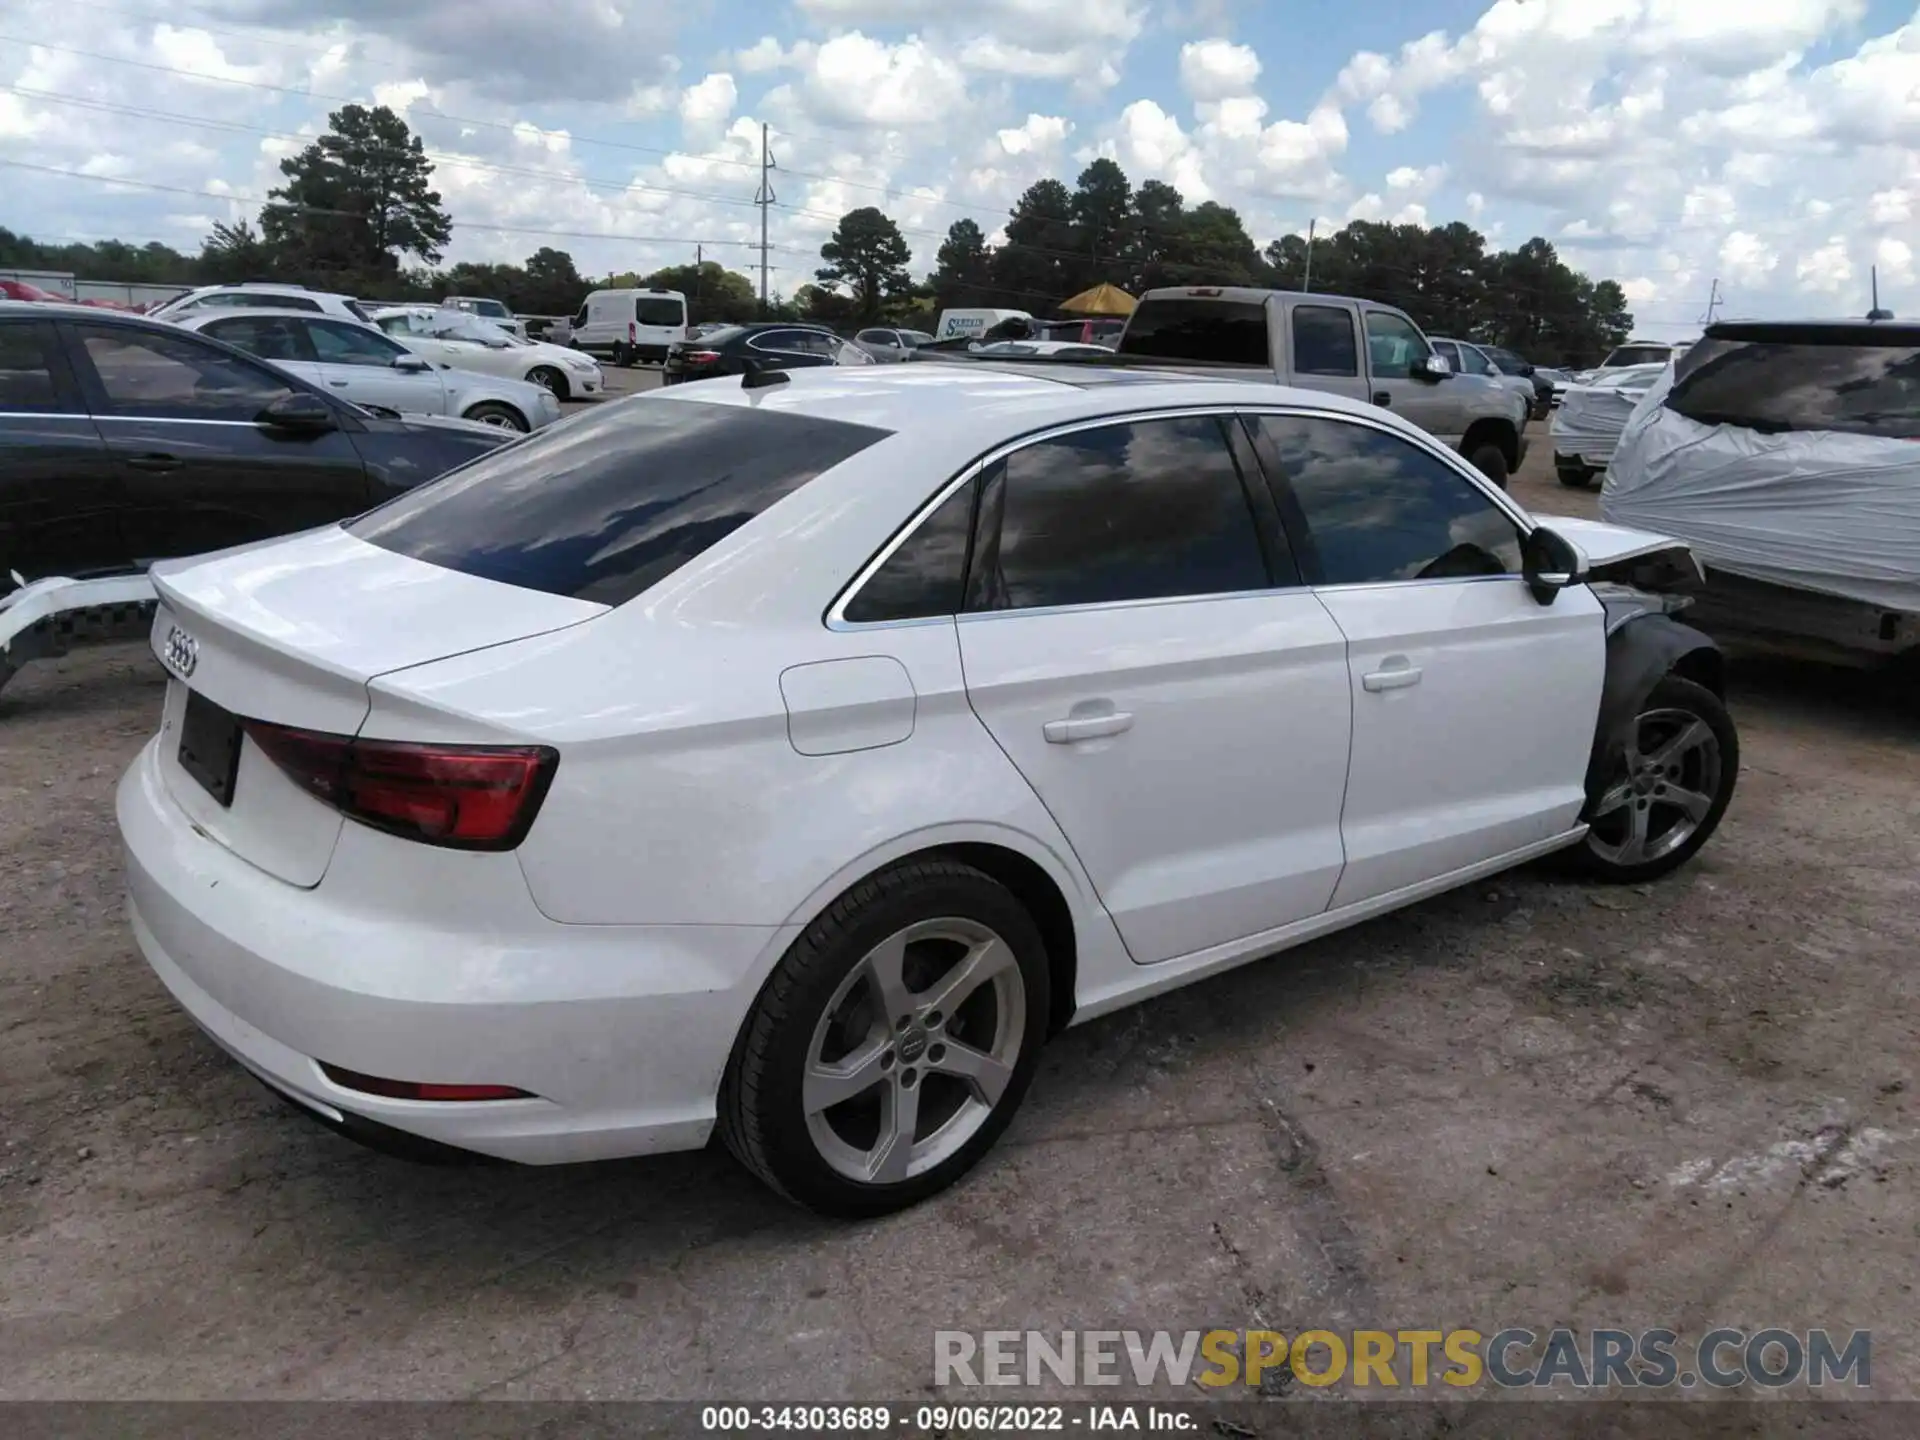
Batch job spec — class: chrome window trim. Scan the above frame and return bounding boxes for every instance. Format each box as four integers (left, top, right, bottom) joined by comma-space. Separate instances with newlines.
0, 409, 91, 420
92, 415, 279, 428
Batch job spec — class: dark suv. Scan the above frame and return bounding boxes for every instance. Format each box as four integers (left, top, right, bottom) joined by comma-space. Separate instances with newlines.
0, 302, 511, 693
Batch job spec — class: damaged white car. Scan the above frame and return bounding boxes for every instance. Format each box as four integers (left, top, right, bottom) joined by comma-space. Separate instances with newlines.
118, 366, 1737, 1215
1604, 319, 1920, 666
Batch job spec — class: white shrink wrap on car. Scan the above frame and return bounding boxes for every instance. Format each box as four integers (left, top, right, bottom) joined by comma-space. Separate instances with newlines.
1549, 365, 1664, 467
1603, 365, 1920, 614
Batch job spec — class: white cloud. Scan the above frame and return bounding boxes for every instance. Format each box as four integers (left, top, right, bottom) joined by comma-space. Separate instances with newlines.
798, 33, 969, 127
997, 114, 1072, 156
679, 73, 738, 130
1179, 40, 1261, 101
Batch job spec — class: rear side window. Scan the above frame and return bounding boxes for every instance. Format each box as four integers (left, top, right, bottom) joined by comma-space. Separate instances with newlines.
1603, 344, 1671, 367
201, 315, 312, 364
1117, 300, 1269, 365
842, 478, 977, 623
0, 322, 64, 412
635, 298, 685, 327
349, 398, 891, 606
1668, 339, 1920, 440
1292, 306, 1359, 377
965, 415, 1272, 611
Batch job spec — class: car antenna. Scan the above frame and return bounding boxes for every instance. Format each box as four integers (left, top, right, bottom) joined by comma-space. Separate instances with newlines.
741, 358, 789, 389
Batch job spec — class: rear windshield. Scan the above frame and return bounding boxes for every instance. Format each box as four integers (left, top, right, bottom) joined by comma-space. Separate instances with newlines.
349, 398, 891, 606
1116, 299, 1269, 365
1601, 344, 1671, 368
1667, 339, 1920, 440
635, 298, 685, 327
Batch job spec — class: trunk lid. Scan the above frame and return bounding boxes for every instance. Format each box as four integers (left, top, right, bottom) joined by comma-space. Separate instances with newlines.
147, 525, 606, 887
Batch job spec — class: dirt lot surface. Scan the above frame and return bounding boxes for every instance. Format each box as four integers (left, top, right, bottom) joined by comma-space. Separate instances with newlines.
2, 414, 1916, 1407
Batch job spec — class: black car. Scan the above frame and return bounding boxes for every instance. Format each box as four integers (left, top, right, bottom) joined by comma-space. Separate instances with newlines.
662, 323, 876, 384
1481, 344, 1554, 418
0, 302, 511, 690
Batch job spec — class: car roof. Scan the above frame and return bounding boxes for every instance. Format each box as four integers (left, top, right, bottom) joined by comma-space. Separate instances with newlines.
1703, 318, 1920, 346
0, 299, 182, 327
174, 307, 357, 325
647, 359, 1423, 437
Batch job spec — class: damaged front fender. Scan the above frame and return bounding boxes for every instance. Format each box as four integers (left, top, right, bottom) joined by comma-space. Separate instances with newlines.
1583, 608, 1726, 810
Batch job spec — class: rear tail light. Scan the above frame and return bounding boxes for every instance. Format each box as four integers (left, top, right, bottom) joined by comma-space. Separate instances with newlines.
683, 350, 722, 365
629, 320, 637, 343
319, 1062, 532, 1102
242, 720, 558, 851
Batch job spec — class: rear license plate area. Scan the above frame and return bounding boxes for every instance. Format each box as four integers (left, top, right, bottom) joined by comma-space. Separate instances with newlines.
178, 690, 243, 807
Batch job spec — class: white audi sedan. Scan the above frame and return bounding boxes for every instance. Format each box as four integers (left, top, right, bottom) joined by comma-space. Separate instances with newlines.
118, 364, 1738, 1216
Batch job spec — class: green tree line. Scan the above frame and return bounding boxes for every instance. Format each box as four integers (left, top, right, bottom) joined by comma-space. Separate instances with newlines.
5, 104, 1635, 364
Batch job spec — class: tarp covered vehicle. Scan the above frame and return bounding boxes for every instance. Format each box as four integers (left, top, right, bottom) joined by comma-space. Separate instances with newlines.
1551, 362, 1667, 488
1602, 319, 1920, 664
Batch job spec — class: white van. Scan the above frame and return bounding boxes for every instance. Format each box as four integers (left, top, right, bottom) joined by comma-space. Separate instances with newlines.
932, 307, 1031, 341
570, 288, 689, 365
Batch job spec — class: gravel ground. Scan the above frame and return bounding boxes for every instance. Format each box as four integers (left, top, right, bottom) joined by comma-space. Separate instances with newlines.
1, 416, 1916, 1406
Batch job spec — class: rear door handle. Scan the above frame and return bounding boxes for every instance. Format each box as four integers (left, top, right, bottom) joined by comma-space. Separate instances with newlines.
1043, 710, 1134, 743
1362, 663, 1423, 692
328, 380, 350, 388
124, 453, 181, 472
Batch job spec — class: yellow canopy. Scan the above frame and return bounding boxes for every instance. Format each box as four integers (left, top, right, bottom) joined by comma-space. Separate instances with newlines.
1057, 282, 1136, 316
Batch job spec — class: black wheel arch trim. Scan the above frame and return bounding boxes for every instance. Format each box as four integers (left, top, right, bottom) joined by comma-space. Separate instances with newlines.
1583, 610, 1725, 810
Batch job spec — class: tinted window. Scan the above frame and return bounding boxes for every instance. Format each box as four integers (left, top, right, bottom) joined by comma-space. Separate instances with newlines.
1603, 344, 1671, 368
696, 325, 746, 347
349, 398, 891, 606
966, 416, 1270, 611
216, 292, 319, 312
635, 297, 685, 327
1292, 306, 1359, 377
201, 315, 312, 364
1364, 312, 1430, 379
1116, 299, 1269, 365
843, 478, 976, 623
857, 329, 896, 345
78, 324, 296, 420
1486, 347, 1529, 373
309, 319, 405, 367
1457, 343, 1492, 376
1667, 339, 1920, 440
1252, 415, 1521, 584
0, 322, 62, 412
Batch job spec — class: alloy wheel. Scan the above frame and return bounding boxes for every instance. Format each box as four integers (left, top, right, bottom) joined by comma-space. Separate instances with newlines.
1587, 706, 1723, 866
802, 917, 1027, 1185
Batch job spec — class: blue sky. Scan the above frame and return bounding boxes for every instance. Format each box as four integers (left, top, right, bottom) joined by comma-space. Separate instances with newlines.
4, 0, 1917, 341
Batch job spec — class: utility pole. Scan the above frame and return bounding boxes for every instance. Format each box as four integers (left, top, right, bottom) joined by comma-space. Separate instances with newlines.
693, 243, 703, 318
754, 123, 777, 317
1700, 276, 1721, 327
1302, 218, 1316, 294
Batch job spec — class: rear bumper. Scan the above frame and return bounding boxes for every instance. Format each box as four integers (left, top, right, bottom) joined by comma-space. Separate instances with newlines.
118, 737, 787, 1164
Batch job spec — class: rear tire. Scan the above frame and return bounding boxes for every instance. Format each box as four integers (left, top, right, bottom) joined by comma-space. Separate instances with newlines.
527, 365, 568, 400
1557, 463, 1596, 488
719, 858, 1050, 1217
1564, 675, 1738, 884
462, 402, 528, 433
610, 342, 634, 367
1467, 441, 1510, 490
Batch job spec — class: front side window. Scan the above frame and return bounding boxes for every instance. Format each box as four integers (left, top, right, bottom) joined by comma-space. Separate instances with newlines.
1457, 344, 1493, 376
0, 321, 65, 412
1668, 337, 1920, 440
308, 319, 407, 367
1293, 306, 1359, 377
1364, 311, 1430, 380
77, 324, 295, 420
842, 478, 977, 623
966, 415, 1274, 612
350, 397, 891, 606
1250, 414, 1521, 585
857, 329, 895, 346
200, 315, 313, 365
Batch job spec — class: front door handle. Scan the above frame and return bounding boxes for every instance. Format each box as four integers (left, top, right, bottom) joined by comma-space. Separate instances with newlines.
328, 380, 350, 388
1043, 710, 1134, 744
124, 453, 181, 472
1362, 661, 1423, 692
1372, 390, 1391, 407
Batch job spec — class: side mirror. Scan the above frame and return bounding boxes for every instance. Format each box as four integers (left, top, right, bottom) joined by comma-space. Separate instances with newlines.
392, 353, 432, 373
258, 392, 338, 434
1411, 353, 1452, 382
1522, 526, 1590, 605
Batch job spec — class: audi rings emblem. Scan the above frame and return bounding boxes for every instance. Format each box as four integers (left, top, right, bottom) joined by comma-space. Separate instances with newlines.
162, 624, 199, 679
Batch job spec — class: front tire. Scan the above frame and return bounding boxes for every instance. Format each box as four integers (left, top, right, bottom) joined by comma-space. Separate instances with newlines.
1567, 675, 1738, 883
719, 859, 1051, 1217
527, 365, 568, 400
1467, 440, 1510, 490
610, 342, 634, 367
462, 401, 529, 433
